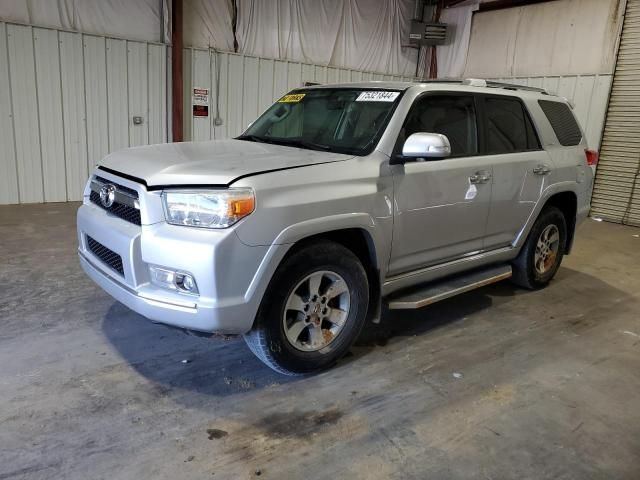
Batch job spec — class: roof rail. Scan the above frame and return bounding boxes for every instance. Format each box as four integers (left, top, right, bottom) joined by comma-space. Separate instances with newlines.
415, 78, 549, 95
482, 80, 549, 94
463, 78, 548, 94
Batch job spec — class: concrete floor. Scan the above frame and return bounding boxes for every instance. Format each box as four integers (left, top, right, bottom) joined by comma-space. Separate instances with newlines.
1, 202, 639, 480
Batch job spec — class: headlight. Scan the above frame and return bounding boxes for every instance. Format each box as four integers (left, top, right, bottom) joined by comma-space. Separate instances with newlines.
162, 188, 255, 228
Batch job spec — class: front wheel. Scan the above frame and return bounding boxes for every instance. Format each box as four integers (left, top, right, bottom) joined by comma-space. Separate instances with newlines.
244, 241, 369, 375
511, 206, 567, 289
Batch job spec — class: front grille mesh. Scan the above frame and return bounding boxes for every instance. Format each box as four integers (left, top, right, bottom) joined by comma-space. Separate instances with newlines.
90, 190, 141, 226
87, 236, 124, 276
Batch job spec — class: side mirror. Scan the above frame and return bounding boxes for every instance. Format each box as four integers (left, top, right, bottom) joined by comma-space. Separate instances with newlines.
395, 132, 451, 163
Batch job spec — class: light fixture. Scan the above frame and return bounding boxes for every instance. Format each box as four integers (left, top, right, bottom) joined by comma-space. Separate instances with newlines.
149, 265, 199, 295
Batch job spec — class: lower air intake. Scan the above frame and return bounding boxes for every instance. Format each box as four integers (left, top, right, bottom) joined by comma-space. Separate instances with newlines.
86, 236, 124, 276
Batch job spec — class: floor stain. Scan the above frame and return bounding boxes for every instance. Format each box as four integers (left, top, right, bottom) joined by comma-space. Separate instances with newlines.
254, 408, 344, 438
207, 428, 229, 440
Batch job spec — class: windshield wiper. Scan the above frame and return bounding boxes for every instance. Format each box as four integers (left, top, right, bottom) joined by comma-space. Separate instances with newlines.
237, 135, 333, 152
236, 134, 272, 144
267, 138, 333, 152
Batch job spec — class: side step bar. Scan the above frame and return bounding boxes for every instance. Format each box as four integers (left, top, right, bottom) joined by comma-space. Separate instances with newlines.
386, 264, 512, 310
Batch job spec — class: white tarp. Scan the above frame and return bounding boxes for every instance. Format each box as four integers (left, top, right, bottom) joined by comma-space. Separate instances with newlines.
2, 0, 421, 75
464, 0, 624, 78
196, 0, 420, 76
0, 0, 163, 42
436, 1, 479, 79
183, 0, 234, 51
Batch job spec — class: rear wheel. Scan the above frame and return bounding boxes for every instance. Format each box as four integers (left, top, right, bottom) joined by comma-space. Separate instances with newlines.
244, 241, 369, 375
511, 206, 567, 289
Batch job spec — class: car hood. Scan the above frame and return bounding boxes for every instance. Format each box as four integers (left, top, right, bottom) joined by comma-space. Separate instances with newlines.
98, 139, 354, 188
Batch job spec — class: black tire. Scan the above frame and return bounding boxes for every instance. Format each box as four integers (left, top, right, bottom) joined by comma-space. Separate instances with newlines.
511, 206, 567, 289
244, 241, 369, 375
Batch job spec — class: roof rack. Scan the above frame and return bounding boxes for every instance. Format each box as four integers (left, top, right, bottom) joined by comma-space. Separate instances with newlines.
416, 78, 549, 95
481, 80, 549, 94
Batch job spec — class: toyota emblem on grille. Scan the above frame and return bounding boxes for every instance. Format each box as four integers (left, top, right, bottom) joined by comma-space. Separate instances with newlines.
99, 184, 117, 208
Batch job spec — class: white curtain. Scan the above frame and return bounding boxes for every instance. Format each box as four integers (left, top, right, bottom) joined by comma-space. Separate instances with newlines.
464, 0, 622, 78
200, 0, 419, 76
1, 0, 464, 77
0, 0, 163, 42
436, 1, 479, 79
183, 0, 235, 51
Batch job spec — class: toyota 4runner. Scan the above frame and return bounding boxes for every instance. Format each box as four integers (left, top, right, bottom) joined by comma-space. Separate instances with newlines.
77, 79, 597, 375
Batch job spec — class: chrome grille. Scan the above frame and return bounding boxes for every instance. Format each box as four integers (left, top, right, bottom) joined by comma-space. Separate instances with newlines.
89, 191, 141, 225
94, 175, 138, 197
89, 176, 141, 226
86, 236, 124, 276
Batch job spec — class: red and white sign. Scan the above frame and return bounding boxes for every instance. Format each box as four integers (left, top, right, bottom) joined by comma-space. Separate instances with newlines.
192, 87, 210, 117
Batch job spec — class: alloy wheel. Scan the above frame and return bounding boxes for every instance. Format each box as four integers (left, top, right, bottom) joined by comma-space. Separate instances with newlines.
534, 224, 560, 275
282, 270, 351, 352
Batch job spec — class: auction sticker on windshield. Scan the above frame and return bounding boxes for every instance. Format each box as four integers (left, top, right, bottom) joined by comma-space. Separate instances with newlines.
279, 93, 306, 103
356, 91, 400, 102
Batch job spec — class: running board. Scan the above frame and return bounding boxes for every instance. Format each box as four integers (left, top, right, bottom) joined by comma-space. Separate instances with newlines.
386, 264, 512, 310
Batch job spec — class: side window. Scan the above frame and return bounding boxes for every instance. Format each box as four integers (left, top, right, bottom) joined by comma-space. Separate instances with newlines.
538, 100, 582, 146
399, 95, 478, 157
483, 97, 539, 154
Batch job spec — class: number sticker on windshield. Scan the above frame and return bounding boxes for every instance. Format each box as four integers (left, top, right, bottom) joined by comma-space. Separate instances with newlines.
278, 93, 306, 103
356, 91, 400, 102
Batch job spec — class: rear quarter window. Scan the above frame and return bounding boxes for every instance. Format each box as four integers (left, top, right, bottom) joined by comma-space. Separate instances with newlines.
538, 100, 582, 146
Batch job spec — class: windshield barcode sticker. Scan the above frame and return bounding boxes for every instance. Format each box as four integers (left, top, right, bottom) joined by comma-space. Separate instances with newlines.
278, 93, 306, 103
356, 91, 400, 102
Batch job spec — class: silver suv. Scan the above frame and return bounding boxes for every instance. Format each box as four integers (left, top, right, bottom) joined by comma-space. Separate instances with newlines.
77, 79, 596, 375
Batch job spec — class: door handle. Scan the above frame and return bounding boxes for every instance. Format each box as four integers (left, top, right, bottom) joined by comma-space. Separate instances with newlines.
469, 171, 492, 184
533, 164, 551, 175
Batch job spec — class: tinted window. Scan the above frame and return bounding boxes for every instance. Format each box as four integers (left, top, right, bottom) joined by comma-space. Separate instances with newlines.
400, 95, 478, 156
538, 100, 582, 146
484, 97, 539, 153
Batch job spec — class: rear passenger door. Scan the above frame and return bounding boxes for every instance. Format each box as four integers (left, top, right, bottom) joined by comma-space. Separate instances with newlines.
479, 95, 552, 250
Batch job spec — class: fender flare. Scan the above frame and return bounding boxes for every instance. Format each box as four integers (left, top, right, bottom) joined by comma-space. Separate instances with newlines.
243, 212, 388, 308
271, 213, 388, 273
512, 181, 578, 250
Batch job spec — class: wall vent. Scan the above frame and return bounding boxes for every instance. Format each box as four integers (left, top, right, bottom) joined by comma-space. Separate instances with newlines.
410, 21, 448, 46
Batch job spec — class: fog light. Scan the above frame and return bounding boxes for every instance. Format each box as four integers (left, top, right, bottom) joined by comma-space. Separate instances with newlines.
176, 273, 196, 292
149, 265, 199, 295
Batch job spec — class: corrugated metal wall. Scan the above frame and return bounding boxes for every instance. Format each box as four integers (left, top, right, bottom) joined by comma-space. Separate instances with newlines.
4, 26, 610, 207
182, 51, 611, 149
493, 75, 613, 150
183, 47, 418, 141
591, 0, 640, 227
0, 22, 167, 205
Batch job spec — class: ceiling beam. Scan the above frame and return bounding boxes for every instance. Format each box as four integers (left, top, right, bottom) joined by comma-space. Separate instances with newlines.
443, 0, 473, 7
478, 0, 557, 12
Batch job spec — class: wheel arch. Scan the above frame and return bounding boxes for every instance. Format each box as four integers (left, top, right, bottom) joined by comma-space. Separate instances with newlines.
514, 184, 578, 254
544, 191, 577, 253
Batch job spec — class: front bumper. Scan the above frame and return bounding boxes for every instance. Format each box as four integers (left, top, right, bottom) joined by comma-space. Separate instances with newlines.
77, 202, 284, 334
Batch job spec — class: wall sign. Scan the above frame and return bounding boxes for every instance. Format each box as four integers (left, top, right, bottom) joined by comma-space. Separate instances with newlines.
192, 87, 209, 117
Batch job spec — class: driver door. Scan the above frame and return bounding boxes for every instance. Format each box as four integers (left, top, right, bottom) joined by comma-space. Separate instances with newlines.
388, 93, 493, 276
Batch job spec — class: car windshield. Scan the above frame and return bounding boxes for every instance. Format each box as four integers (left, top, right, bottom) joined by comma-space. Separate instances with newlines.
237, 88, 402, 155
